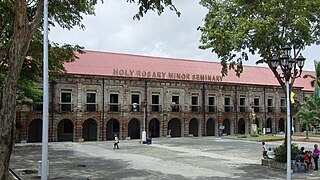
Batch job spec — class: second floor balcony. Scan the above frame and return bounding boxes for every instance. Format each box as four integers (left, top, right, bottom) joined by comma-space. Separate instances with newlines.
207, 105, 217, 112
224, 105, 233, 112
191, 105, 200, 112
150, 105, 161, 112
109, 104, 120, 112
280, 106, 287, 113
60, 103, 72, 112
267, 106, 274, 113
171, 105, 180, 112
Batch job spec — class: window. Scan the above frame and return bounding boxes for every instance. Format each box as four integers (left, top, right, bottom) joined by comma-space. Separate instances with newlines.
191, 96, 199, 112
109, 94, 119, 112
280, 98, 286, 112
254, 97, 260, 112
171, 96, 180, 112
131, 94, 140, 112
224, 96, 232, 112
239, 96, 246, 112
267, 98, 273, 112
208, 96, 216, 112
86, 92, 96, 112
60, 91, 72, 112
151, 95, 160, 112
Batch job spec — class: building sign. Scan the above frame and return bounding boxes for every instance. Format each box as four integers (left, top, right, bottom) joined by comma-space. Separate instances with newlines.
112, 69, 223, 82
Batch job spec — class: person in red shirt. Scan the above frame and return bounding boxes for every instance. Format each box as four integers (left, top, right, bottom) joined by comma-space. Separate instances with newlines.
304, 151, 312, 172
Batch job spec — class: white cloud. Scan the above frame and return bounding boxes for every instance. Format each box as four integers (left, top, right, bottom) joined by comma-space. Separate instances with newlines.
49, 0, 319, 71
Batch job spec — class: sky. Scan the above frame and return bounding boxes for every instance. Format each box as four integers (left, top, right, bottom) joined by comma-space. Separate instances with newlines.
50, 0, 319, 71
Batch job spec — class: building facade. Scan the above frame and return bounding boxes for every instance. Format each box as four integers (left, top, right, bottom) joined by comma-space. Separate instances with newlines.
16, 51, 314, 142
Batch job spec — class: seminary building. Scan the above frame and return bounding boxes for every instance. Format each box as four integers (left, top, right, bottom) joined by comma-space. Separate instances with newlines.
15, 51, 315, 142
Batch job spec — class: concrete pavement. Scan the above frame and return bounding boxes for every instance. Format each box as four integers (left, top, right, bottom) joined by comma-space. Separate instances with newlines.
9, 137, 320, 179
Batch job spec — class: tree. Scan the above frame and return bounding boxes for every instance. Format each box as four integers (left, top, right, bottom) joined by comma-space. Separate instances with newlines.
303, 60, 320, 88
297, 106, 315, 139
197, 0, 320, 164
297, 92, 320, 138
198, 0, 320, 93
0, 0, 178, 179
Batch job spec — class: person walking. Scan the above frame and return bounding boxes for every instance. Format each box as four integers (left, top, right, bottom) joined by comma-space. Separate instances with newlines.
262, 142, 267, 159
313, 144, 320, 170
113, 134, 119, 149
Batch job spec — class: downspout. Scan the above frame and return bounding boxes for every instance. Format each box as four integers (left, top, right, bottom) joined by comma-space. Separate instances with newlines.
264, 87, 266, 129
50, 81, 55, 142
202, 84, 206, 136
144, 80, 148, 137
235, 86, 238, 134
102, 78, 105, 141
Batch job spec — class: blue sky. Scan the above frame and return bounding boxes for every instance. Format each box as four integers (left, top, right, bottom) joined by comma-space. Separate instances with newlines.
50, 1, 319, 71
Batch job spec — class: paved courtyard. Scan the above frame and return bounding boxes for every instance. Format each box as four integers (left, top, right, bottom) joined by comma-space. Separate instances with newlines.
10, 137, 320, 179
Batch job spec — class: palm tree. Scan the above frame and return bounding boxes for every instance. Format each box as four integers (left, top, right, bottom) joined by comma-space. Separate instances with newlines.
297, 94, 320, 138
297, 106, 314, 139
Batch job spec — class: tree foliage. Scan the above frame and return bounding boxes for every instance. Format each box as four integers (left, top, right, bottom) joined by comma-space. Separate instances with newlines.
198, 0, 320, 83
297, 92, 320, 138
128, 0, 180, 20
304, 60, 320, 88
0, 0, 179, 179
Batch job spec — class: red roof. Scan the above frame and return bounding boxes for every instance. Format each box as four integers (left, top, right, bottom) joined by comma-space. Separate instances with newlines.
63, 50, 315, 91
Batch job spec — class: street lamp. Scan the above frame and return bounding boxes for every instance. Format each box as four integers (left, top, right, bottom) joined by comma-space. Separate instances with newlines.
142, 102, 147, 144
271, 45, 305, 180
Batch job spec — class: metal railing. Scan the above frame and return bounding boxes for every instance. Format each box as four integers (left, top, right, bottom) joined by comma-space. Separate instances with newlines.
191, 105, 200, 112
224, 106, 233, 112
85, 104, 97, 112
109, 104, 120, 112
60, 104, 72, 112
208, 105, 217, 112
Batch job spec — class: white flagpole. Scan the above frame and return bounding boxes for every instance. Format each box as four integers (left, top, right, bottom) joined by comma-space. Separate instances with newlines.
41, 0, 49, 179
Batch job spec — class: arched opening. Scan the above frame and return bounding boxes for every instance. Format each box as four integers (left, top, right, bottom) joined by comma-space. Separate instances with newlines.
189, 118, 199, 137
128, 119, 140, 139
106, 119, 120, 140
206, 118, 215, 136
238, 118, 245, 134
149, 118, 160, 138
255, 118, 260, 128
266, 118, 272, 134
168, 118, 181, 137
83, 119, 97, 141
223, 118, 231, 135
28, 119, 42, 142
58, 119, 74, 142
279, 118, 285, 133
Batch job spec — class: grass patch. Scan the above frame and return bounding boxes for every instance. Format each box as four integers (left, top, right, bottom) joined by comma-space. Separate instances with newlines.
224, 135, 284, 141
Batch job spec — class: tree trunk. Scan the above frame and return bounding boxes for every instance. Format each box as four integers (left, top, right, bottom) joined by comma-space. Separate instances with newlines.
0, 81, 18, 180
0, 42, 32, 179
0, 1, 40, 178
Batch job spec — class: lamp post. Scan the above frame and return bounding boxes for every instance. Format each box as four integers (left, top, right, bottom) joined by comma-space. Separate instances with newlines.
270, 45, 306, 180
142, 102, 147, 143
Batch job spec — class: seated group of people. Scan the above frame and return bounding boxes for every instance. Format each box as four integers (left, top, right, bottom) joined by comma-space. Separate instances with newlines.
262, 142, 275, 159
295, 147, 313, 173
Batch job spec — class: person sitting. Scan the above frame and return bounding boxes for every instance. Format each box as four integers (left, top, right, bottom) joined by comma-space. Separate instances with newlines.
304, 151, 313, 172
266, 148, 275, 159
295, 153, 307, 173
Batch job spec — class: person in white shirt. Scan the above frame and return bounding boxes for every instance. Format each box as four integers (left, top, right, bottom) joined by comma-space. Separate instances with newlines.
113, 134, 119, 149
266, 147, 275, 159
262, 142, 267, 158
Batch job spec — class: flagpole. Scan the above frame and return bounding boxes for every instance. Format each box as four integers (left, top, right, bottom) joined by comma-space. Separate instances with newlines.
41, 0, 49, 179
